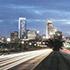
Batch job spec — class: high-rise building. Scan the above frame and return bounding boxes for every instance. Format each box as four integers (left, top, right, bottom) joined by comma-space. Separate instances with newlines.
47, 20, 56, 38
18, 17, 26, 39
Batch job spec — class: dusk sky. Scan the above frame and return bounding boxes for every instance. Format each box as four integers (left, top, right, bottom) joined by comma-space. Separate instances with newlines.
0, 0, 70, 37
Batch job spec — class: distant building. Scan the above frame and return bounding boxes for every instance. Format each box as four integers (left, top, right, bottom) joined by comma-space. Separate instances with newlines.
10, 31, 18, 42
42, 34, 46, 40
27, 30, 37, 40
0, 36, 6, 43
18, 17, 26, 39
47, 20, 57, 38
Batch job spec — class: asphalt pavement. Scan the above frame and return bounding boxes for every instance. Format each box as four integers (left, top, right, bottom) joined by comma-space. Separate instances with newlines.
0, 49, 52, 70
34, 51, 70, 70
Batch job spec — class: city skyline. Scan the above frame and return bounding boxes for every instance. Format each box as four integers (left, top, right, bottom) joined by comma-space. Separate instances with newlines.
0, 0, 70, 37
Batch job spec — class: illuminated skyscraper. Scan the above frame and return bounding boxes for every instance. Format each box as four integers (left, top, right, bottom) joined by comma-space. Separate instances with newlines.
18, 17, 26, 39
47, 20, 54, 38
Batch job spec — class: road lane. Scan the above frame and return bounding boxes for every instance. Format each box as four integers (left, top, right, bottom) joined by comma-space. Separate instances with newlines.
9, 49, 52, 70
34, 51, 70, 70
0, 49, 52, 70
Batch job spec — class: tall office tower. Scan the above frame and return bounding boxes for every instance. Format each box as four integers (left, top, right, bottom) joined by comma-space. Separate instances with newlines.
47, 20, 55, 38
18, 17, 26, 39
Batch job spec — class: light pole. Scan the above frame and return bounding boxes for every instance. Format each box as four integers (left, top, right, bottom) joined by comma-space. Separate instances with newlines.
21, 41, 24, 51
6, 38, 11, 53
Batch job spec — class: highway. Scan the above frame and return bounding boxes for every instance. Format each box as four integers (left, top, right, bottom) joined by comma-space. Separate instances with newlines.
34, 50, 70, 70
0, 49, 52, 70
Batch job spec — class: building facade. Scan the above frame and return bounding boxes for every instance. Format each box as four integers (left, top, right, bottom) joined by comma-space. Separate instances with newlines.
10, 31, 18, 42
47, 20, 57, 38
18, 17, 26, 39
27, 30, 37, 40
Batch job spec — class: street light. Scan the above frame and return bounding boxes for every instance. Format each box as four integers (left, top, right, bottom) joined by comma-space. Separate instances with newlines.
43, 42, 45, 45
7, 38, 11, 42
29, 42, 32, 45
21, 41, 24, 44
34, 44, 36, 46
37, 31, 39, 34
6, 38, 11, 53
